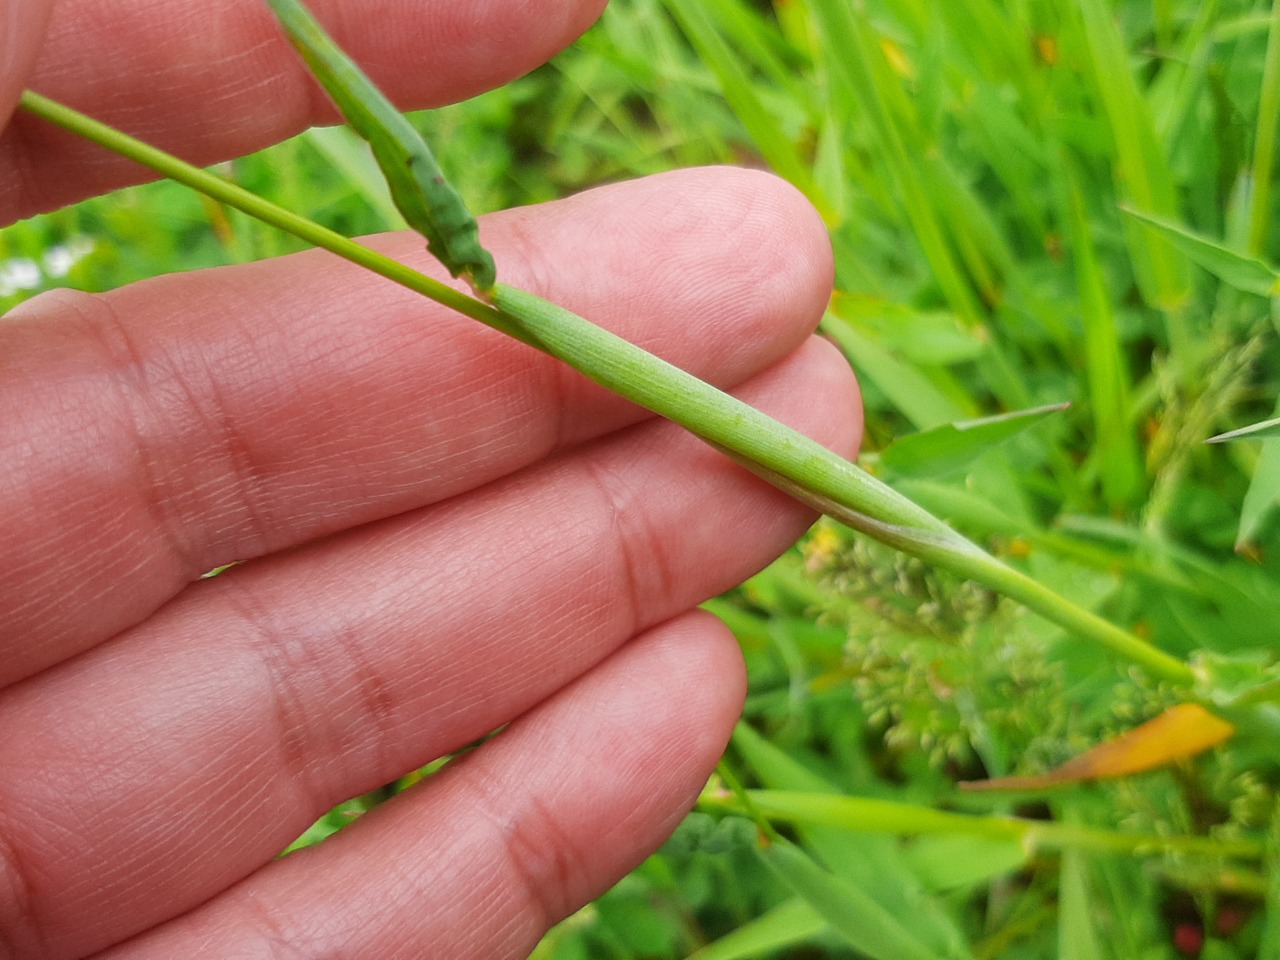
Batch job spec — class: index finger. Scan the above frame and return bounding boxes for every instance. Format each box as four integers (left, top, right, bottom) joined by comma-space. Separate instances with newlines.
0, 0, 605, 224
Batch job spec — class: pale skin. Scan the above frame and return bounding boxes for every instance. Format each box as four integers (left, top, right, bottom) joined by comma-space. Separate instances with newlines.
0, 0, 861, 957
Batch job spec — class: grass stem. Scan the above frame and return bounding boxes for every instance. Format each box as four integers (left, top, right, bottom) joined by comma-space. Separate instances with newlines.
17, 88, 1195, 688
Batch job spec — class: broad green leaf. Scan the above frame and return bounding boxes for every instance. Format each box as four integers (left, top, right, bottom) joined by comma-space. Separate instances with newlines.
756, 839, 944, 960
685, 898, 826, 960
1207, 416, 1280, 443
1123, 207, 1280, 297
880, 403, 1069, 478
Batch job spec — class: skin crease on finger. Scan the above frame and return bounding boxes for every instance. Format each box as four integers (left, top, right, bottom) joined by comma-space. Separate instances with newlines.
0, 0, 608, 223
0, 168, 835, 687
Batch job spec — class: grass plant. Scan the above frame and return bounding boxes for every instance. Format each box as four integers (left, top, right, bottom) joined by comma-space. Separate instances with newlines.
5, 0, 1280, 957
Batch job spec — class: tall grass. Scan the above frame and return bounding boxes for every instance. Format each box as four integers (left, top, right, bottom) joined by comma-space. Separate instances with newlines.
536, 1, 1280, 956
4, 0, 1280, 957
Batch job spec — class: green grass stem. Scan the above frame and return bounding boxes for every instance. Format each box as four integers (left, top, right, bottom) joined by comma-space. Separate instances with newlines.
701, 788, 1265, 861
17, 89, 1195, 687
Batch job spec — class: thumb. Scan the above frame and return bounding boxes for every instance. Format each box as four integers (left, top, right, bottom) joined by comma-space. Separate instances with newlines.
0, 0, 54, 129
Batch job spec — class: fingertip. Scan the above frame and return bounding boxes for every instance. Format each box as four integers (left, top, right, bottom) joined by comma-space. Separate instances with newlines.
678, 167, 834, 353
0, 0, 54, 127
483, 166, 837, 394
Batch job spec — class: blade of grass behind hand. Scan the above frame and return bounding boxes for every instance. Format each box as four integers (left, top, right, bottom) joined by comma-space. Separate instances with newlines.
1058, 847, 1105, 960
685, 897, 826, 960
756, 838, 946, 960
807, 0, 985, 329
1122, 206, 1280, 296
880, 403, 1070, 479
1207, 415, 1280, 443
303, 126, 405, 229
822, 301, 973, 429
660, 0, 828, 217
1074, 0, 1192, 353
1231, 404, 1280, 547
1248, 0, 1280, 256
730, 724, 973, 959
1062, 157, 1144, 510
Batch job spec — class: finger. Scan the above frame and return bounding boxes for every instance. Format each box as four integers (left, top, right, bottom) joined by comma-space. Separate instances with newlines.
2, 0, 606, 222
101, 612, 747, 960
0, 167, 834, 686
0, 339, 860, 958
0, 0, 53, 128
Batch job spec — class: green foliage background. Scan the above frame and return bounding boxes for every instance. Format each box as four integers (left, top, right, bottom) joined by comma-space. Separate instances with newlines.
5, 0, 1280, 957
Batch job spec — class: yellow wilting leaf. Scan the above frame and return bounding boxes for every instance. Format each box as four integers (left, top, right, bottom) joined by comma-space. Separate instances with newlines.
960, 704, 1235, 792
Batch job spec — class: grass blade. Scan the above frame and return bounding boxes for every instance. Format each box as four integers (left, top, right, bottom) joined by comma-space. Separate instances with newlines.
808, 0, 985, 328
1219, 401, 1280, 547
1063, 159, 1144, 509
1058, 847, 1105, 960
730, 725, 974, 958
880, 403, 1069, 478
1207, 416, 1280, 443
302, 126, 404, 229
756, 839, 945, 960
1260, 803, 1280, 960
1248, 0, 1280, 255
702, 788, 1262, 860
685, 898, 825, 960
1074, 0, 1190, 310
660, 0, 826, 214
1123, 207, 1280, 297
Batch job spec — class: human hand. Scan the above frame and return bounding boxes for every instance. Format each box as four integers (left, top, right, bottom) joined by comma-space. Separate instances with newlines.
0, 1, 860, 956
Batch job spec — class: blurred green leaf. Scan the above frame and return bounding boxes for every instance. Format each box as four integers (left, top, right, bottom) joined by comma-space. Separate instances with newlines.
1064, 157, 1144, 509
1058, 848, 1105, 960
685, 897, 825, 960
1124, 206, 1280, 297
1238, 436, 1280, 547
902, 835, 1029, 893
1207, 416, 1280, 443
880, 403, 1069, 478
833, 296, 988, 366
756, 839, 945, 960
732, 725, 974, 958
